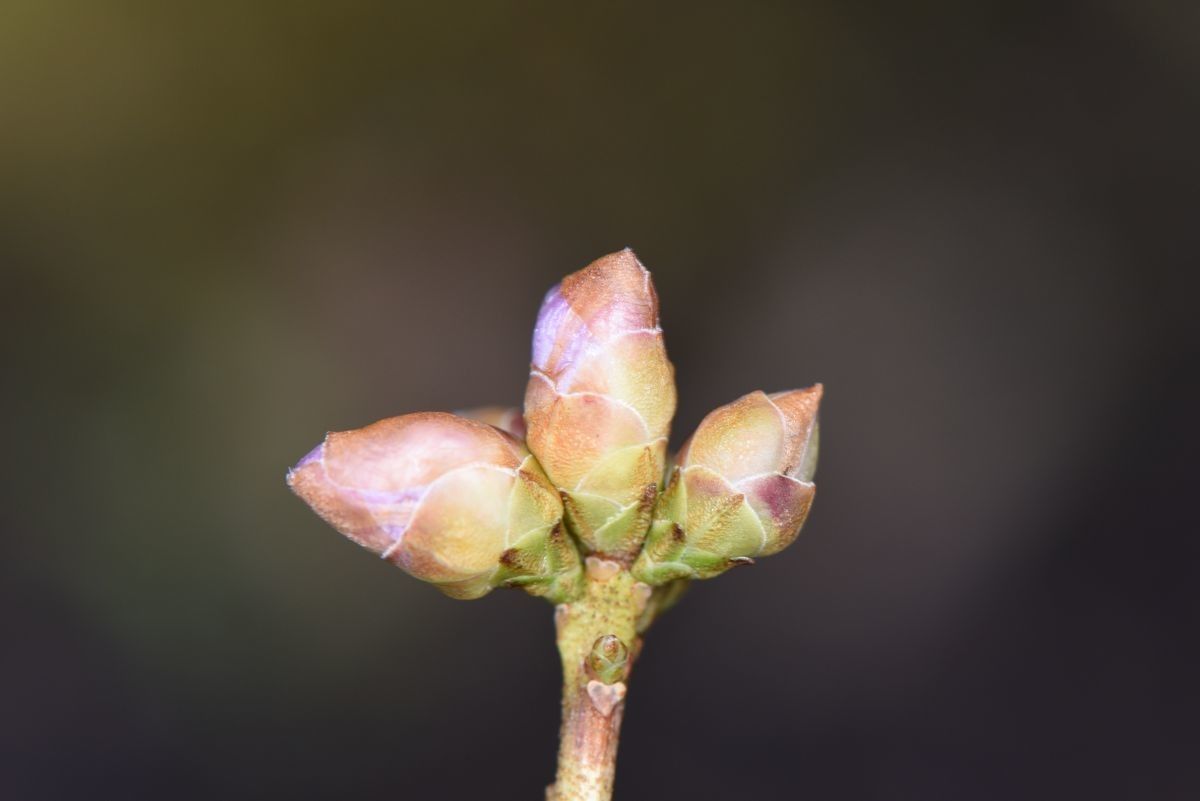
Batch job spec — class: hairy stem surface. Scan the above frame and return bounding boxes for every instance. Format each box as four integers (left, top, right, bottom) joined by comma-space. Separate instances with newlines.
548, 558, 646, 801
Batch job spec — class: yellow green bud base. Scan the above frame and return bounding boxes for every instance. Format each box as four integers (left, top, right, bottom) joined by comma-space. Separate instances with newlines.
548, 557, 649, 801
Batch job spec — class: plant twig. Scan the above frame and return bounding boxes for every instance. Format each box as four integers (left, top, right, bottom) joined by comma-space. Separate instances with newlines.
548, 557, 646, 801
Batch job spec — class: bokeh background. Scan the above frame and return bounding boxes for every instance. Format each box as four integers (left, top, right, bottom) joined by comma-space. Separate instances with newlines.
4, 2, 1198, 799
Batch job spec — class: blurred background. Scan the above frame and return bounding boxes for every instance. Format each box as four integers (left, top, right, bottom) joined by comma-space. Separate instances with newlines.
3, 1, 1197, 799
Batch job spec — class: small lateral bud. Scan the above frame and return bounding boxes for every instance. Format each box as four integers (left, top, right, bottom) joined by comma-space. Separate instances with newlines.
586, 634, 630, 685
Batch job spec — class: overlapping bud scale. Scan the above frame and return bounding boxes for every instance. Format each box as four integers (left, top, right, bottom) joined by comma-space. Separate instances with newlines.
524, 250, 677, 556
633, 386, 822, 583
287, 413, 580, 600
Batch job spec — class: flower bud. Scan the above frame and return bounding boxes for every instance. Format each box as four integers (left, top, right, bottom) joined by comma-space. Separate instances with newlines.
287, 412, 581, 600
456, 405, 527, 440
633, 385, 821, 583
524, 249, 677, 556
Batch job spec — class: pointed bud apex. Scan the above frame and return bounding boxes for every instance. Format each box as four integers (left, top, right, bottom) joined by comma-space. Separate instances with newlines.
586, 634, 630, 684
524, 250, 677, 556
287, 412, 581, 600
633, 385, 822, 582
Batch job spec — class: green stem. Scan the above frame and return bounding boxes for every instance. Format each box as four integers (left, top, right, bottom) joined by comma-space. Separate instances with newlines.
548, 558, 646, 801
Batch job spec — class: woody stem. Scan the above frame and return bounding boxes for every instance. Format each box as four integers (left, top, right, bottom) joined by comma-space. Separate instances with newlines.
548, 558, 644, 801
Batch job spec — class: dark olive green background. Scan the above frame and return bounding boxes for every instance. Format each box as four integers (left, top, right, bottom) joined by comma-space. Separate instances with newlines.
4, 2, 1197, 799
